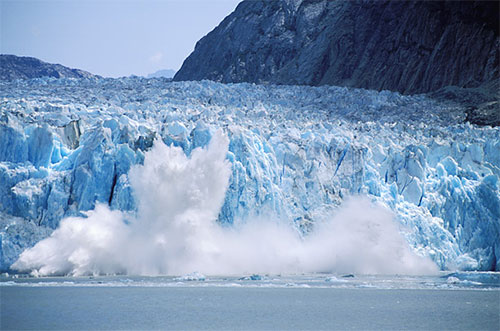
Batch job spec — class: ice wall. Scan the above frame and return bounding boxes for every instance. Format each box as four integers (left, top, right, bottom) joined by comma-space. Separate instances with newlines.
0, 77, 498, 272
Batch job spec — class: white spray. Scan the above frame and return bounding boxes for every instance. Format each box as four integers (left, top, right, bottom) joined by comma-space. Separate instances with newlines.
13, 131, 437, 276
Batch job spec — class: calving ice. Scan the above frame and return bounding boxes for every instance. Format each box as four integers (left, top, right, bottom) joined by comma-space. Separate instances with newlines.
12, 131, 437, 276
0, 77, 499, 274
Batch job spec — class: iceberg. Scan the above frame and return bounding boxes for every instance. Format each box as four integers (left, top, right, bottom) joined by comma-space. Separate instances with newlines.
0, 77, 498, 273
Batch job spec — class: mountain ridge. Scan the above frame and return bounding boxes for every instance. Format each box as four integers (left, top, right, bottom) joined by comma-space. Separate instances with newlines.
0, 54, 97, 80
147, 69, 176, 79
174, 0, 499, 95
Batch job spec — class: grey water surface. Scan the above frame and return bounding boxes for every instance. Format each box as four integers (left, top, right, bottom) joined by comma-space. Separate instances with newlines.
1, 274, 499, 330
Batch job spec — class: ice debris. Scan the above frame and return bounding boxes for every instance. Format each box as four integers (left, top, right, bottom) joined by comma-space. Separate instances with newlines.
175, 272, 206, 281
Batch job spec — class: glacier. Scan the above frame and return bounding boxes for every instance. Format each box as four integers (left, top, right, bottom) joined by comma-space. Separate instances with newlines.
0, 76, 499, 273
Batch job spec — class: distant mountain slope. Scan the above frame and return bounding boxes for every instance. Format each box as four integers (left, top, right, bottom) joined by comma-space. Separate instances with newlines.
0, 54, 96, 80
147, 69, 176, 79
174, 0, 499, 95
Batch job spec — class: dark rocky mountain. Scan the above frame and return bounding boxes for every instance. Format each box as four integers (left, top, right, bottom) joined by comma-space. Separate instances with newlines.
0, 54, 96, 80
174, 0, 499, 124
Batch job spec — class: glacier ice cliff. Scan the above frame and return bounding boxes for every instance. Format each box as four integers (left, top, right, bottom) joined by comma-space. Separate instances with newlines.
0, 77, 499, 272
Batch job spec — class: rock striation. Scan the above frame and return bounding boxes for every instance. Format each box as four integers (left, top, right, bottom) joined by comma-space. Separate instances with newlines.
0, 54, 96, 80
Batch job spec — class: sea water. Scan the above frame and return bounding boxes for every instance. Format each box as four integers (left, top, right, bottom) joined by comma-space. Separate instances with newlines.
1, 273, 499, 330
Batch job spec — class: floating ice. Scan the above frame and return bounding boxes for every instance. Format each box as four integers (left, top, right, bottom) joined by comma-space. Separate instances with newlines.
175, 272, 206, 282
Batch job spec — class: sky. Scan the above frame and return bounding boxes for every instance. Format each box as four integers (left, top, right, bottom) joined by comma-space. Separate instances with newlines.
1, 0, 241, 77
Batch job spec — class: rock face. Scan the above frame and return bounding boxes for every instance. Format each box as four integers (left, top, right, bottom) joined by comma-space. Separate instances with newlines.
0, 54, 96, 80
174, 0, 499, 95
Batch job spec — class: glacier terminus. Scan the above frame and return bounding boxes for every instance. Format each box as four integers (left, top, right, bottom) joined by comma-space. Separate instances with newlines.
0, 76, 499, 274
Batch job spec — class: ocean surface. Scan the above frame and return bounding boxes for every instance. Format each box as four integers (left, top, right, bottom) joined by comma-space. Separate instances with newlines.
1, 273, 499, 330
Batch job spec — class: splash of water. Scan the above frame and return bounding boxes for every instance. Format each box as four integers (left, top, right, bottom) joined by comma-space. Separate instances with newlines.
13, 131, 437, 276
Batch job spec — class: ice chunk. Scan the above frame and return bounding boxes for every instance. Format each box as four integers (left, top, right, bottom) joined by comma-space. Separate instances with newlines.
175, 272, 206, 281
